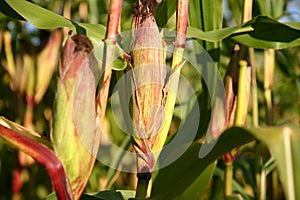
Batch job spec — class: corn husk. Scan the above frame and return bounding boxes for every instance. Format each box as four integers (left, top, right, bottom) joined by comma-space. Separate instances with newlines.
130, 0, 166, 174
52, 34, 99, 199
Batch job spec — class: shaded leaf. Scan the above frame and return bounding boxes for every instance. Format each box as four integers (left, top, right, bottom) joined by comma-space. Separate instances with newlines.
155, 0, 176, 27
151, 127, 254, 199
214, 167, 253, 200
244, 125, 300, 200
174, 162, 216, 200
1, 0, 106, 45
0, 0, 24, 20
80, 190, 135, 200
188, 0, 223, 60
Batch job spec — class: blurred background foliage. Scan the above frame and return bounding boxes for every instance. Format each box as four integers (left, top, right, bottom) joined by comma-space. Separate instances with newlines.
0, 0, 299, 199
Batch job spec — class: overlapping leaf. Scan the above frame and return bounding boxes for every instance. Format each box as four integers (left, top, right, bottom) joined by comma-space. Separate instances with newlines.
151, 127, 254, 200
0, 0, 106, 46
155, 0, 176, 27
2, 0, 300, 50
245, 125, 300, 200
152, 124, 300, 200
187, 16, 300, 49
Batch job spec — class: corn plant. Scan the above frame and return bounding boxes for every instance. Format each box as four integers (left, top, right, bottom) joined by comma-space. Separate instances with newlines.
0, 0, 300, 200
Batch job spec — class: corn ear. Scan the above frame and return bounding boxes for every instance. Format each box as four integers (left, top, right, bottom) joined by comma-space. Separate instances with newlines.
152, 0, 188, 152
52, 34, 99, 199
130, 0, 166, 173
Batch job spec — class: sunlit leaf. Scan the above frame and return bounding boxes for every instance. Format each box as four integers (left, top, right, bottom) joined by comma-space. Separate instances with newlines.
187, 25, 250, 43
0, 0, 106, 45
3, 0, 300, 49
256, 0, 286, 18
79, 23, 106, 46
1, 0, 73, 29
187, 16, 300, 49
244, 125, 300, 200
188, 0, 202, 30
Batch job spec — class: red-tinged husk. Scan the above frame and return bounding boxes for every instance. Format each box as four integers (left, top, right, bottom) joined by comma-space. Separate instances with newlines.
0, 121, 73, 200
52, 34, 98, 199
130, 0, 166, 174
60, 34, 94, 81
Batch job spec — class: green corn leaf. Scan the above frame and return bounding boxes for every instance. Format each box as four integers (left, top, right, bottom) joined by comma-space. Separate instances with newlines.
187, 25, 251, 43
244, 125, 300, 200
187, 16, 300, 49
188, 0, 202, 30
1, 0, 73, 29
80, 190, 135, 200
152, 124, 300, 199
46, 190, 134, 200
3, 0, 300, 50
188, 0, 223, 56
0, 0, 106, 45
78, 23, 106, 46
151, 127, 254, 200
155, 0, 176, 27
0, 0, 128, 70
0, 0, 24, 20
256, 0, 286, 18
173, 162, 216, 200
